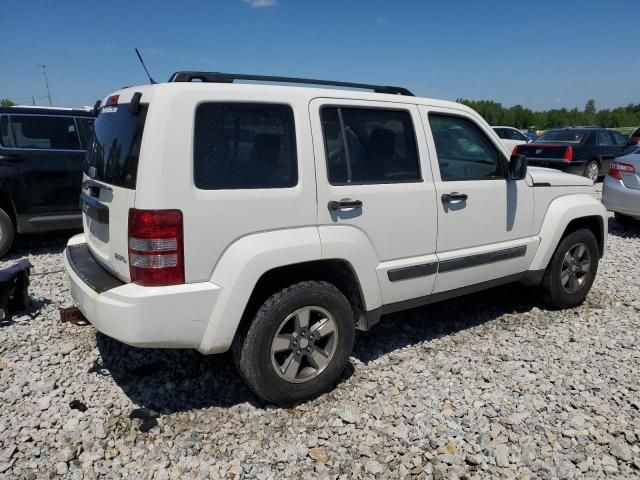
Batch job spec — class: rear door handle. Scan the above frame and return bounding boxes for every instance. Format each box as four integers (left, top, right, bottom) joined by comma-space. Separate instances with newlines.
441, 192, 468, 202
328, 199, 363, 211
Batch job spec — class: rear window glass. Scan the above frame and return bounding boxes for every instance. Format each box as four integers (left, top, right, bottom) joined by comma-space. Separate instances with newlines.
7, 115, 81, 150
194, 103, 297, 190
632, 128, 640, 137
85, 105, 147, 189
537, 130, 587, 143
321, 107, 421, 185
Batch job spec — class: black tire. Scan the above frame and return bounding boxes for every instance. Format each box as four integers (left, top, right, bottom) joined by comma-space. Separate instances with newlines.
233, 281, 355, 405
0, 208, 15, 258
540, 228, 599, 309
584, 160, 600, 182
614, 212, 639, 227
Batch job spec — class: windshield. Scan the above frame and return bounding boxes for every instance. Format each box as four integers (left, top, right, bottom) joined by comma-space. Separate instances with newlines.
537, 130, 587, 143
84, 104, 147, 189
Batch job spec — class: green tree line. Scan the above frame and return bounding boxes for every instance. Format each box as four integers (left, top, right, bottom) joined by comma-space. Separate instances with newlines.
457, 99, 640, 130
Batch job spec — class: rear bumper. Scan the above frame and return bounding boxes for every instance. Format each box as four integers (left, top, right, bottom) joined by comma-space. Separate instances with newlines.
63, 234, 221, 348
602, 176, 640, 218
526, 159, 587, 176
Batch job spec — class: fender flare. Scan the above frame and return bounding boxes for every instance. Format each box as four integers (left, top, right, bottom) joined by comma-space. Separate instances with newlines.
197, 226, 382, 354
528, 193, 607, 271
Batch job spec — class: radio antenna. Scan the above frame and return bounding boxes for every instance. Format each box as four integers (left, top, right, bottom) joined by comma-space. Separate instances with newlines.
134, 48, 157, 84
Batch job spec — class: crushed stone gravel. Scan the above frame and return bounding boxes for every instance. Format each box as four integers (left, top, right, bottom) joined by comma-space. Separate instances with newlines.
1, 203, 639, 479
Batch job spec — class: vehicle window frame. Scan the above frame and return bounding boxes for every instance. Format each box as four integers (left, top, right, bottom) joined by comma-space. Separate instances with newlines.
193, 101, 299, 191
4, 113, 85, 152
319, 104, 423, 186
428, 112, 508, 182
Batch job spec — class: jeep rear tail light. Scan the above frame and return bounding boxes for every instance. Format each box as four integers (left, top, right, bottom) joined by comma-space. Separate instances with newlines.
608, 162, 636, 181
563, 146, 573, 163
128, 209, 184, 286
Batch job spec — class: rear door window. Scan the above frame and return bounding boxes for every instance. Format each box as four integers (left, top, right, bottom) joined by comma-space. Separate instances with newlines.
9, 115, 81, 150
320, 107, 421, 184
194, 103, 297, 189
85, 105, 147, 189
596, 131, 614, 146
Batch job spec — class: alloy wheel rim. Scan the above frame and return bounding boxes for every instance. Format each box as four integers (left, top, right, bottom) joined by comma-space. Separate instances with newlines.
560, 243, 591, 294
270, 306, 338, 384
588, 163, 599, 182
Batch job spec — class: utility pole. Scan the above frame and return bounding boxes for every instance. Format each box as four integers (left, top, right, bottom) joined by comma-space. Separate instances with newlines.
37, 64, 53, 106
31, 94, 36, 106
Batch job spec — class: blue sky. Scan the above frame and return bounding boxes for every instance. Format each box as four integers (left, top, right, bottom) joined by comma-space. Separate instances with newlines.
1, 0, 638, 110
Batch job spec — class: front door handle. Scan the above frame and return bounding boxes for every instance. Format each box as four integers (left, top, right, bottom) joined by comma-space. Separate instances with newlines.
0, 154, 23, 163
441, 192, 468, 202
328, 199, 363, 211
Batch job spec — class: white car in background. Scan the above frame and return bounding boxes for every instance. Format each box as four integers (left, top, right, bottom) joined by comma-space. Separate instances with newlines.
492, 126, 531, 154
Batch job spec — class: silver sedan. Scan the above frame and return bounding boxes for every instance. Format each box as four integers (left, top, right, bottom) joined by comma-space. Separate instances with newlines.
602, 146, 640, 225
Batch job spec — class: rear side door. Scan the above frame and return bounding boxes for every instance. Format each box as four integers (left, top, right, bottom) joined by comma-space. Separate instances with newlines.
419, 106, 536, 294
2, 114, 84, 222
596, 130, 618, 171
310, 98, 439, 305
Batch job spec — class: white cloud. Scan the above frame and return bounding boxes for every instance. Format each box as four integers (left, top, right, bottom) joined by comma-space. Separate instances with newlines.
243, 0, 277, 7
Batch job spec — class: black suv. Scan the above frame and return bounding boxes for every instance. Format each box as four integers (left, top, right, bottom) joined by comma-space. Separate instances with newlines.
515, 127, 636, 182
0, 107, 95, 256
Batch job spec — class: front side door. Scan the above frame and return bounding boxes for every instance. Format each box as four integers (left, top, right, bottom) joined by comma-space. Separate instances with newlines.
3, 114, 85, 218
420, 107, 537, 294
310, 98, 438, 305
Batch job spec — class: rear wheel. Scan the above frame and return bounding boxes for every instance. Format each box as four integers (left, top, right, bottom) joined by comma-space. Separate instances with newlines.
540, 228, 599, 309
614, 212, 639, 227
584, 160, 600, 182
0, 208, 15, 258
233, 281, 355, 404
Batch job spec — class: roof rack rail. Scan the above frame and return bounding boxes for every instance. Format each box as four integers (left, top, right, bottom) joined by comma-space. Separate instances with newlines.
167, 71, 414, 96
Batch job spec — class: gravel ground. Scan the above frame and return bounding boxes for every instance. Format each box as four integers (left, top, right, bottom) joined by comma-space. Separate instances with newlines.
1, 199, 640, 479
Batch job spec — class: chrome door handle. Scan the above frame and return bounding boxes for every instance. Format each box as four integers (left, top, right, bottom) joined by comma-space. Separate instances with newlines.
328, 199, 363, 211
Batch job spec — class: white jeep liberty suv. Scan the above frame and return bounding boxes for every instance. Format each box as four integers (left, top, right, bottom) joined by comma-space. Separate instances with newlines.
65, 72, 607, 404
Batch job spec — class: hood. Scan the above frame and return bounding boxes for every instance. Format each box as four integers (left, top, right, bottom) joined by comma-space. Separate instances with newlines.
527, 166, 593, 187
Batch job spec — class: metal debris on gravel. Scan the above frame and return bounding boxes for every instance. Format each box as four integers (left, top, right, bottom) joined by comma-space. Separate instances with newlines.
1, 195, 639, 479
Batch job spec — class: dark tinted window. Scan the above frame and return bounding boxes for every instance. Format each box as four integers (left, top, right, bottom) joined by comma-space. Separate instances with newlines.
538, 130, 587, 143
610, 130, 628, 146
85, 105, 147, 189
9, 115, 81, 150
596, 131, 614, 146
429, 114, 504, 181
494, 128, 509, 139
194, 103, 297, 189
0, 116, 13, 148
321, 107, 420, 184
76, 117, 95, 149
632, 128, 640, 137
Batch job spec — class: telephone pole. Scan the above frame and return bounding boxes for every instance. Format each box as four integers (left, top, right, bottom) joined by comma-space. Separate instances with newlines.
37, 64, 53, 106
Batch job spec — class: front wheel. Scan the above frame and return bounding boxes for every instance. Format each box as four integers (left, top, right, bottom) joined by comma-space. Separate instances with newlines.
539, 228, 599, 309
233, 281, 355, 404
584, 160, 600, 182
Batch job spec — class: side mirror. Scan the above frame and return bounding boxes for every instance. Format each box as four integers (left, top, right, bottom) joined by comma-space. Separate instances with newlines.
509, 154, 528, 180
